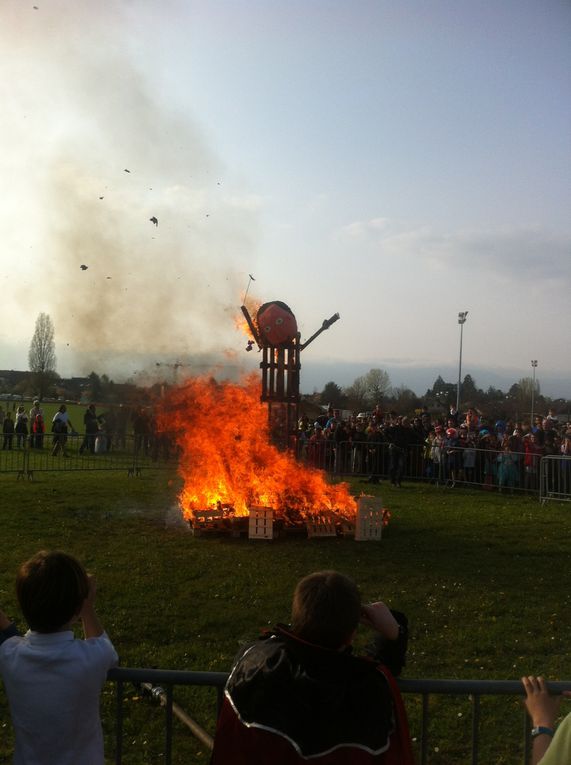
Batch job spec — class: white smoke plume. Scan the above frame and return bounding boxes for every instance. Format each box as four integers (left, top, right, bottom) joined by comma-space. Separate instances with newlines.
1, 1, 258, 379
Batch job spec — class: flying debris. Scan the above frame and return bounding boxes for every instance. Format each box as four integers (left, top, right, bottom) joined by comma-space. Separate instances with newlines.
149, 216, 158, 226
243, 272, 256, 303
80, 265, 88, 271
99, 196, 104, 200
106, 277, 112, 280
124, 168, 131, 173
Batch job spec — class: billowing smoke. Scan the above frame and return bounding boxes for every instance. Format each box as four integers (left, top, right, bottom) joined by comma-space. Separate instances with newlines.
1, 1, 258, 380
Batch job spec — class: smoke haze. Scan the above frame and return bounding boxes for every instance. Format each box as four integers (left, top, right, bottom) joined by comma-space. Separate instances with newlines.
2, 1, 257, 378
2, 2, 569, 397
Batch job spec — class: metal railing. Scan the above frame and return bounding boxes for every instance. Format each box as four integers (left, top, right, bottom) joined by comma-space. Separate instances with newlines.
540, 455, 571, 503
296, 439, 571, 499
107, 667, 226, 764
0, 433, 178, 478
104, 668, 571, 765
4, 431, 570, 505
398, 678, 571, 765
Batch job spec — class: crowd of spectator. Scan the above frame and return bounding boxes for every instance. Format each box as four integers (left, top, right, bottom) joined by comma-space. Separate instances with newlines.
0, 402, 174, 462
296, 404, 571, 493
2, 398, 571, 493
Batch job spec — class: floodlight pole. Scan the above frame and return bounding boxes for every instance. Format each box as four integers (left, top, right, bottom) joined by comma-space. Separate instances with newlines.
456, 311, 468, 415
530, 360, 538, 426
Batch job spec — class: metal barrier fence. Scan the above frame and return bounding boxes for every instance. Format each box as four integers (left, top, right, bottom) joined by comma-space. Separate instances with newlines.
3, 431, 570, 505
105, 667, 571, 765
0, 433, 178, 478
540, 455, 571, 503
296, 439, 571, 499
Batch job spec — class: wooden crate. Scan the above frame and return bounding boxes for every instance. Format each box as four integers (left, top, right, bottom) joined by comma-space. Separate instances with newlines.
306, 513, 337, 538
338, 520, 356, 538
248, 506, 274, 540
190, 509, 225, 537
355, 496, 384, 541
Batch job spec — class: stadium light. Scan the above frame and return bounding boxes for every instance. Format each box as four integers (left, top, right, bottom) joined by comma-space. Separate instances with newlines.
530, 360, 538, 426
456, 312, 469, 414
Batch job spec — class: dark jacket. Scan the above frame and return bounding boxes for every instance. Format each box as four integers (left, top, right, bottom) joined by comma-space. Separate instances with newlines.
385, 425, 412, 452
84, 408, 100, 434
211, 615, 413, 765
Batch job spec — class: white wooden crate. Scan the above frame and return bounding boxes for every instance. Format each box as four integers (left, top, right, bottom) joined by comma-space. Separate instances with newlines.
248, 506, 274, 540
355, 496, 384, 541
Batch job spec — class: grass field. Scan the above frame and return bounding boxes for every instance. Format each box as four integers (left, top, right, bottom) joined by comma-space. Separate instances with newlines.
0, 468, 569, 764
1, 401, 121, 431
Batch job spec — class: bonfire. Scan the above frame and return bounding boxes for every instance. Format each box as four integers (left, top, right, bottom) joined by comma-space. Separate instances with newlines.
158, 375, 357, 524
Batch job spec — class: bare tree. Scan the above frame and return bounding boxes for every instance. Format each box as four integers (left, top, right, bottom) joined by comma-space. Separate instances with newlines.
28, 313, 57, 399
517, 376, 540, 401
390, 384, 419, 414
344, 375, 369, 412
516, 376, 542, 420
344, 368, 392, 412
363, 368, 391, 406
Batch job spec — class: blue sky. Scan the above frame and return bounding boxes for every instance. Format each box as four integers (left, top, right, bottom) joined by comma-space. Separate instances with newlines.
1, 1, 570, 396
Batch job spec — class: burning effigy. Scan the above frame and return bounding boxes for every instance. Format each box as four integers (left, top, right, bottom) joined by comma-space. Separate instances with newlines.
156, 294, 389, 540
159, 375, 357, 528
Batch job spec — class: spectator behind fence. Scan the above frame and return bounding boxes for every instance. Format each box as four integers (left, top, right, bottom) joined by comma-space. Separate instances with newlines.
51, 404, 76, 457
522, 675, 571, 764
211, 570, 414, 765
79, 404, 101, 455
2, 411, 14, 450
385, 414, 412, 487
0, 551, 118, 765
28, 400, 43, 449
32, 411, 45, 449
14, 406, 28, 448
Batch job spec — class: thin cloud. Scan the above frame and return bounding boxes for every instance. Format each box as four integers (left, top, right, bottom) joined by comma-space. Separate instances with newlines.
227, 194, 266, 211
338, 219, 571, 285
337, 217, 390, 239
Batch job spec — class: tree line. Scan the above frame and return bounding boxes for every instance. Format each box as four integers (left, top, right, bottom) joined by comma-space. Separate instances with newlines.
17, 313, 571, 418
310, 369, 570, 421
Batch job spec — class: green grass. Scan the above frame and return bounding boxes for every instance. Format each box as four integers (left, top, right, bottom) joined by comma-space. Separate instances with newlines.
1, 401, 85, 427
0, 470, 569, 764
2, 401, 137, 437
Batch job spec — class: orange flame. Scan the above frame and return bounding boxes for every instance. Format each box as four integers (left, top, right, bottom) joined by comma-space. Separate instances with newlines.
158, 375, 357, 522
233, 312, 250, 336
234, 299, 261, 338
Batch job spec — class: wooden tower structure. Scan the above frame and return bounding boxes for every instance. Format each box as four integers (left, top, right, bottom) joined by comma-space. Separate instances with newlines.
241, 301, 339, 449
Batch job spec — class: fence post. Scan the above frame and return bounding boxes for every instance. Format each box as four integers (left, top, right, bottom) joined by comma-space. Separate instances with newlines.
471, 694, 480, 765
115, 678, 123, 765
420, 692, 429, 765
165, 685, 173, 765
523, 711, 531, 765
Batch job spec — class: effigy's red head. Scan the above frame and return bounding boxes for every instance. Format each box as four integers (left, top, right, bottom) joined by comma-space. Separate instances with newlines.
256, 301, 298, 347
